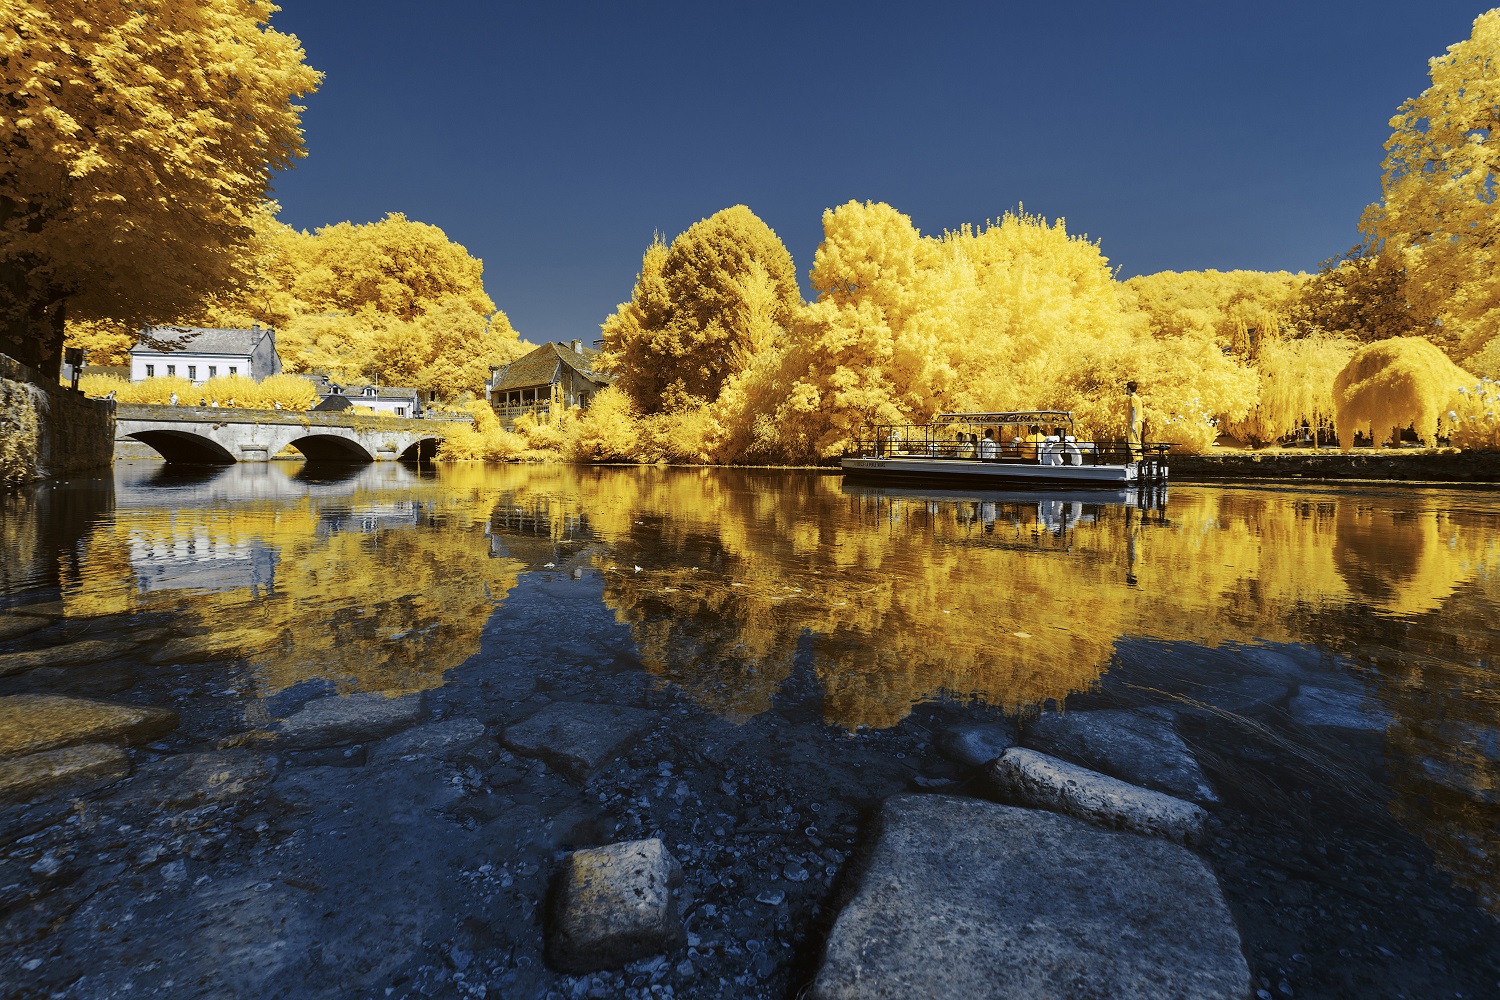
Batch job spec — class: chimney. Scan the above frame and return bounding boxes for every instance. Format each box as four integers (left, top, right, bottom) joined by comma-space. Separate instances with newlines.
571, 339, 582, 354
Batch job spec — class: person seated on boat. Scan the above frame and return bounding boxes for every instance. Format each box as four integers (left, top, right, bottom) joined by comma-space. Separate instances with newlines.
886, 428, 903, 456
958, 433, 977, 459
1040, 430, 1063, 466
1024, 425, 1044, 461
979, 428, 998, 460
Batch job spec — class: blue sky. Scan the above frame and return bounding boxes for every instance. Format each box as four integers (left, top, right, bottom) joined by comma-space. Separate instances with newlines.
266, 1, 1487, 344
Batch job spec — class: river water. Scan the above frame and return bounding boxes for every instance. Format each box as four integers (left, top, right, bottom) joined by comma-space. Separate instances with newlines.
2, 461, 1498, 998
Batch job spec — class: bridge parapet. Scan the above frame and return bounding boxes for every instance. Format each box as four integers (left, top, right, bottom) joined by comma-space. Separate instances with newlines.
113, 403, 471, 432
114, 404, 471, 465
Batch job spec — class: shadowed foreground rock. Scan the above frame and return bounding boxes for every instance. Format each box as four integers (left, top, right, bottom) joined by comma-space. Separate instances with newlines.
0, 694, 178, 757
0, 638, 139, 677
809, 795, 1248, 1000
547, 838, 685, 973
504, 701, 657, 781
990, 747, 1208, 845
0, 744, 130, 803
273, 691, 424, 749
1022, 708, 1217, 804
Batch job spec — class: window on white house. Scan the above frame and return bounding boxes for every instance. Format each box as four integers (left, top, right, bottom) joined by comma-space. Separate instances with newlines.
166, 365, 176, 376
229, 366, 238, 375
395, 406, 406, 417
365, 387, 376, 397
187, 365, 197, 380
145, 364, 155, 377
208, 366, 217, 378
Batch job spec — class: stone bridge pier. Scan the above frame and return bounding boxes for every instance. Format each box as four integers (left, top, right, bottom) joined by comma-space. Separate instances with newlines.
114, 404, 470, 465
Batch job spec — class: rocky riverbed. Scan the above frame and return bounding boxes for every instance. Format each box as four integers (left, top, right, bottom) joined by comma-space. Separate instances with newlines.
3, 567, 1499, 999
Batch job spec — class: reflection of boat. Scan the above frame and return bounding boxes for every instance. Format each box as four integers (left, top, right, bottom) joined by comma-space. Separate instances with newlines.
841, 481, 1150, 508
840, 411, 1169, 488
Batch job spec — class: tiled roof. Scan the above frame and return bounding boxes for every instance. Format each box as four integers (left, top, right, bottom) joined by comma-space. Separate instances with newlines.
131, 327, 272, 357
491, 342, 608, 391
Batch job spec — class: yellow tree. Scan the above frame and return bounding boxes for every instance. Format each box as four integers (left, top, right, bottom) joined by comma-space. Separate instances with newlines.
1361, 9, 1500, 362
0, 1, 320, 375
1333, 337, 1474, 449
602, 206, 801, 414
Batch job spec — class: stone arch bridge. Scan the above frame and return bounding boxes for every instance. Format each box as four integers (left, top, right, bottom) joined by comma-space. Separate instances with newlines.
115, 404, 472, 464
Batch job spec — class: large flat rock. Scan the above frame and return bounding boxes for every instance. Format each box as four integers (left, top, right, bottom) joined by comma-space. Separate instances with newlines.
0, 744, 131, 803
503, 702, 656, 781
547, 838, 685, 973
0, 694, 178, 758
1022, 708, 1216, 804
0, 638, 139, 677
272, 691, 424, 750
370, 718, 488, 764
1288, 685, 1392, 731
809, 795, 1248, 1000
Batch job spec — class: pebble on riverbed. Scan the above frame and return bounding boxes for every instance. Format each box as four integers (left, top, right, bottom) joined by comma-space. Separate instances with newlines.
546, 838, 686, 974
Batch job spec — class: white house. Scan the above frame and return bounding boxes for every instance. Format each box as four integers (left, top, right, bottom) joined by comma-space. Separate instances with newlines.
130, 326, 282, 385
312, 384, 424, 418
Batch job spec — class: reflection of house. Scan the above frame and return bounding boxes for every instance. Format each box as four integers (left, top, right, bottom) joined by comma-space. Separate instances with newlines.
130, 326, 281, 385
128, 529, 279, 595
312, 383, 424, 418
486, 340, 611, 419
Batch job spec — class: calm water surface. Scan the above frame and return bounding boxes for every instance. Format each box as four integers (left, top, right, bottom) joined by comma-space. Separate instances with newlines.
2, 461, 1498, 996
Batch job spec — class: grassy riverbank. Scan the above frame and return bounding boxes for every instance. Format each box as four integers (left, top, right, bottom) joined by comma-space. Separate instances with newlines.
1173, 448, 1500, 485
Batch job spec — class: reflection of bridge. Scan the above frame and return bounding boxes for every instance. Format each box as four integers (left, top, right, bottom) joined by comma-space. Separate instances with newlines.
115, 404, 471, 464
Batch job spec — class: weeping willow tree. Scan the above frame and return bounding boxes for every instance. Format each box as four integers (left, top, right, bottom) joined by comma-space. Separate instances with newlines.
1225, 335, 1357, 446
1333, 337, 1475, 450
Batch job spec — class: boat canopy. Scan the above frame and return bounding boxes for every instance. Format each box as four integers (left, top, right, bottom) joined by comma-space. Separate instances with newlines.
933, 411, 1075, 427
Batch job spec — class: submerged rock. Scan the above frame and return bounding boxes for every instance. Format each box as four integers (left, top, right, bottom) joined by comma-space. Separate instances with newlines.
989, 747, 1208, 845
116, 750, 273, 810
935, 719, 1017, 768
1288, 685, 1393, 731
0, 744, 131, 803
0, 694, 178, 758
273, 691, 424, 750
0, 614, 49, 642
547, 838, 685, 973
1022, 708, 1217, 804
504, 702, 656, 781
809, 795, 1248, 1000
370, 718, 488, 764
0, 638, 139, 677
147, 628, 277, 664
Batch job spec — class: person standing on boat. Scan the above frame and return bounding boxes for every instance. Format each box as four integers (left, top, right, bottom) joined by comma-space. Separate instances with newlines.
979, 428, 998, 460
1125, 381, 1143, 461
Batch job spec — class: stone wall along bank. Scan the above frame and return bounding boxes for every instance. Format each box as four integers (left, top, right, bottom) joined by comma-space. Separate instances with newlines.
1, 354, 115, 484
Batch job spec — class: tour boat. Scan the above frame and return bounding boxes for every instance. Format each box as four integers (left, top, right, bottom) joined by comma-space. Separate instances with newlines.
839, 411, 1168, 489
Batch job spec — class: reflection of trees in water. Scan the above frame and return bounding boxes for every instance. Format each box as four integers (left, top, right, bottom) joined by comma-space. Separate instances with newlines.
60, 484, 523, 699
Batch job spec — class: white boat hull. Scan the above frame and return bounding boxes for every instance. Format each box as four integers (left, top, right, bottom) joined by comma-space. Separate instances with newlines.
840, 456, 1140, 488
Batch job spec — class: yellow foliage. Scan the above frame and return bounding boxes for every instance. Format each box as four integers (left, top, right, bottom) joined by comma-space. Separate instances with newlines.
602, 206, 802, 414
1362, 10, 1500, 358
1224, 334, 1356, 446
257, 373, 318, 410
62, 319, 135, 367
565, 386, 642, 462
201, 212, 526, 400
0, 2, 320, 366
1333, 337, 1475, 449
1447, 377, 1500, 451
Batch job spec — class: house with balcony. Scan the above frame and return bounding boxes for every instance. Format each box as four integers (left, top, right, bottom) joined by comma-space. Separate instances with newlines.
129, 326, 281, 385
486, 340, 612, 420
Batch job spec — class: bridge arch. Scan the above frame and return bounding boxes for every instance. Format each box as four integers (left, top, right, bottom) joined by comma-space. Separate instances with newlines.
285, 433, 376, 464
398, 437, 441, 463
125, 430, 237, 465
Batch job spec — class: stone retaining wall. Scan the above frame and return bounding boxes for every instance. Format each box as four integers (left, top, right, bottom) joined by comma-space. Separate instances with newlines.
1173, 449, 1500, 484
1, 354, 115, 484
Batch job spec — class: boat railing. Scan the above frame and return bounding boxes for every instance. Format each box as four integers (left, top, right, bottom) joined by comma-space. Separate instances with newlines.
852, 425, 1170, 472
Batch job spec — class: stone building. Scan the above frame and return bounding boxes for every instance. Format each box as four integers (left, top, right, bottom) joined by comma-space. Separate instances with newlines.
486, 341, 611, 419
